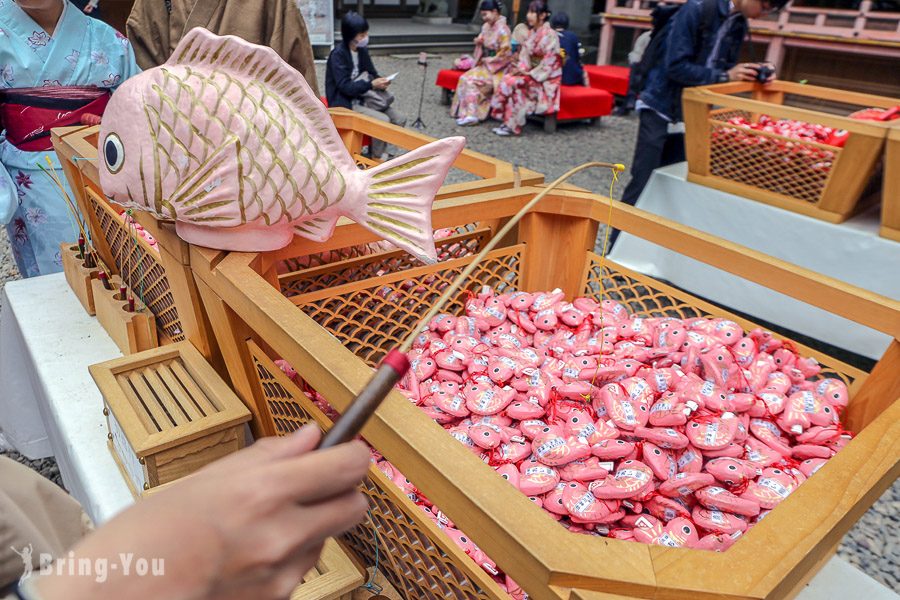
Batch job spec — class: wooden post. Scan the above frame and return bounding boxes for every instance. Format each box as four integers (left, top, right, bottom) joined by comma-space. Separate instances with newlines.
193, 273, 276, 439
881, 127, 900, 241
681, 93, 711, 177
845, 339, 900, 433
516, 210, 597, 299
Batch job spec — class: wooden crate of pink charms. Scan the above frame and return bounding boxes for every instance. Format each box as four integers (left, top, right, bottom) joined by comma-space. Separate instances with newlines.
190, 187, 900, 600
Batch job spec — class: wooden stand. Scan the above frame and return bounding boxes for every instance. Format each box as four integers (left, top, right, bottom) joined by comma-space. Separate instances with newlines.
89, 342, 251, 496
91, 274, 158, 354
59, 243, 98, 315
683, 81, 897, 223
191, 187, 900, 600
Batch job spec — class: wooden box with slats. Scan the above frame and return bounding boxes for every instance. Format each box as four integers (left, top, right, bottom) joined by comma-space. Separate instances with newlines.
89, 342, 251, 496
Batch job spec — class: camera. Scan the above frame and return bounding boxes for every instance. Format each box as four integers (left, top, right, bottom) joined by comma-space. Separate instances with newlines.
755, 65, 774, 83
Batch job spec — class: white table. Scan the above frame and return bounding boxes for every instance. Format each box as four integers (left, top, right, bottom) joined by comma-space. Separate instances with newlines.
0, 273, 133, 523
0, 276, 896, 599
610, 163, 900, 361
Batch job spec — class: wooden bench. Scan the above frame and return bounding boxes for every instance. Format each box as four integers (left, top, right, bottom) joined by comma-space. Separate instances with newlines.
435, 68, 614, 132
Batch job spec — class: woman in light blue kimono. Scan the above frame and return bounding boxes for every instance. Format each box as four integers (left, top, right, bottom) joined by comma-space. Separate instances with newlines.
0, 0, 140, 277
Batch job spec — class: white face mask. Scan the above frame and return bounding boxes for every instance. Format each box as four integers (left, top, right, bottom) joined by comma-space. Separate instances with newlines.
355, 35, 369, 49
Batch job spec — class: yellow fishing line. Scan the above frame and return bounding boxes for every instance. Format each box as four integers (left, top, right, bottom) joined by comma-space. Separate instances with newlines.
583, 167, 622, 402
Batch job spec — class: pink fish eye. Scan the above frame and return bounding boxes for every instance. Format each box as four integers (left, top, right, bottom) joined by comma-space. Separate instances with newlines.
833, 393, 840, 399
728, 465, 736, 470
773, 469, 781, 474
717, 355, 724, 361
653, 449, 661, 455
569, 483, 577, 487
571, 417, 579, 423
726, 332, 732, 337
682, 525, 692, 534
624, 460, 633, 464
460, 536, 468, 543
824, 406, 831, 413
502, 474, 509, 479
691, 423, 699, 428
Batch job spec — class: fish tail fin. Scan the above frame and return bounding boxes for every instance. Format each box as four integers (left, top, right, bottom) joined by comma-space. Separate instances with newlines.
350, 137, 466, 264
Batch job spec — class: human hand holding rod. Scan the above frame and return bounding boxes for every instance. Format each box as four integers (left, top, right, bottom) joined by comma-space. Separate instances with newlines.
23, 426, 369, 600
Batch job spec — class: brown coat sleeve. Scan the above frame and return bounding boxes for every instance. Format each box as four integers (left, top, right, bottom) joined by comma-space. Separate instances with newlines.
125, 0, 174, 70
276, 0, 320, 94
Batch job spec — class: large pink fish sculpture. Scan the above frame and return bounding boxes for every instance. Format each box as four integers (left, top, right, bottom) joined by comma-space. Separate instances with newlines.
98, 28, 466, 262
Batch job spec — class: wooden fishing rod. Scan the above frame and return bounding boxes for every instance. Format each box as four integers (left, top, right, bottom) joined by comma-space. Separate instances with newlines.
318, 161, 625, 449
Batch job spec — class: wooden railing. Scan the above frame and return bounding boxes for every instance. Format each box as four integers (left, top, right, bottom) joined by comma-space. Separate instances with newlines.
597, 0, 900, 67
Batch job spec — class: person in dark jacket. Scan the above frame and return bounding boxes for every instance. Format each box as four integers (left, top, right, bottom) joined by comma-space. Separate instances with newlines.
325, 12, 407, 159
618, 0, 786, 211
550, 12, 585, 87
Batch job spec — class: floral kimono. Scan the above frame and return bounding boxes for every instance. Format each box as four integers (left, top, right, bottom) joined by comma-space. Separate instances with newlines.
0, 0, 140, 277
490, 22, 562, 135
451, 16, 512, 122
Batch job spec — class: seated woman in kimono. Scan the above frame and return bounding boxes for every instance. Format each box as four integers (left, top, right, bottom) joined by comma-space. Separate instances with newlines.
489, 1, 562, 137
452, 0, 512, 127
0, 0, 140, 277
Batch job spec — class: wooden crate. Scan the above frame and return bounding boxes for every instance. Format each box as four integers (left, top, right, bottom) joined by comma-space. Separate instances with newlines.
683, 81, 897, 223
89, 342, 251, 496
293, 539, 366, 600
190, 186, 900, 600
882, 125, 900, 242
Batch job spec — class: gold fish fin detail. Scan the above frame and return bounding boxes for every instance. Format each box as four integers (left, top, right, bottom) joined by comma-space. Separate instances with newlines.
344, 137, 465, 264
292, 215, 339, 242
371, 156, 435, 180
369, 174, 430, 190
170, 137, 243, 227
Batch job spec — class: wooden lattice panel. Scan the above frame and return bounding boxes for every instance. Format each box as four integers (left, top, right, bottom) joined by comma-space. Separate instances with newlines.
246, 343, 504, 600
583, 254, 856, 388
88, 191, 185, 342
293, 246, 522, 367
280, 227, 490, 298
277, 224, 481, 273
708, 119, 837, 205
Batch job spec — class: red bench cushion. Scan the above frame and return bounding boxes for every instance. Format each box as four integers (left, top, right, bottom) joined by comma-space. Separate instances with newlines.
436, 68, 465, 90
584, 65, 630, 97
556, 86, 614, 121
436, 68, 613, 121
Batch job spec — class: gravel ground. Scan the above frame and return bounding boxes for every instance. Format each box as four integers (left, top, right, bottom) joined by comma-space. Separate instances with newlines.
0, 54, 895, 591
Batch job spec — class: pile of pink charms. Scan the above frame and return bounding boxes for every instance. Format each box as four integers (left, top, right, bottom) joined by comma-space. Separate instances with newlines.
277, 286, 852, 596
714, 115, 842, 167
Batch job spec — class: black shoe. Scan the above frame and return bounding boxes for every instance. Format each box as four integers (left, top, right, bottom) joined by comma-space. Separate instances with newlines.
613, 106, 632, 117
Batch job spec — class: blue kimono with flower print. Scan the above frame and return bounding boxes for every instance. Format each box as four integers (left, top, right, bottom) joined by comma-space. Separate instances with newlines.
0, 0, 140, 277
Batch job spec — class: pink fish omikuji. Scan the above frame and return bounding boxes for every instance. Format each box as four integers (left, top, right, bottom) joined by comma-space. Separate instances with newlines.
98, 28, 465, 260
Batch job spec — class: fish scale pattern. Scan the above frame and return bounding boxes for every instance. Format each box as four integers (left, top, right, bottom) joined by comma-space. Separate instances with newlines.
142, 64, 347, 224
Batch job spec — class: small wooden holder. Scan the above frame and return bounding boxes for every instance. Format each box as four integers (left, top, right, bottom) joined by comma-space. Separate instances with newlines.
59, 243, 98, 315
91, 274, 158, 354
89, 342, 251, 496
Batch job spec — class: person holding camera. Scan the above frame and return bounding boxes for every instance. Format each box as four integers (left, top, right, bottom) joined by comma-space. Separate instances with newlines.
618, 0, 787, 211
